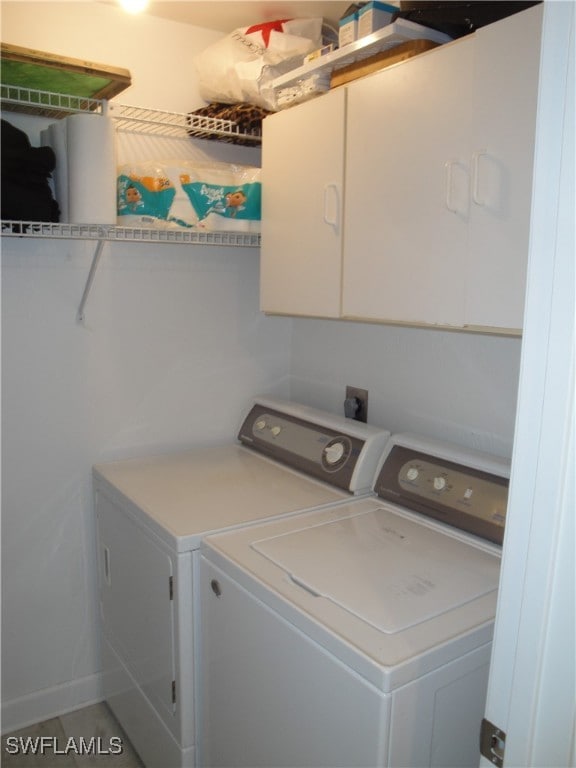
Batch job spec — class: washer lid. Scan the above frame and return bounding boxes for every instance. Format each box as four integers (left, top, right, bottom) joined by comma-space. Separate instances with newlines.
252, 506, 500, 634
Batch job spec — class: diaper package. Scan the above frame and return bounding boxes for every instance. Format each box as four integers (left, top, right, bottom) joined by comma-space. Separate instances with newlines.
117, 161, 261, 232
180, 163, 261, 232
117, 163, 179, 229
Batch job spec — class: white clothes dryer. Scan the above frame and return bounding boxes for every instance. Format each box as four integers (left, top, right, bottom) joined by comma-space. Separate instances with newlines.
199, 433, 510, 768
93, 396, 390, 768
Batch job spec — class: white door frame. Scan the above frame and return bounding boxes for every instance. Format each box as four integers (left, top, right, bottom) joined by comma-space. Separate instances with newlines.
481, 2, 575, 766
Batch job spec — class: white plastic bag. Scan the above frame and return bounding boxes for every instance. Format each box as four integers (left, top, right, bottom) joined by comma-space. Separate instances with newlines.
194, 18, 323, 110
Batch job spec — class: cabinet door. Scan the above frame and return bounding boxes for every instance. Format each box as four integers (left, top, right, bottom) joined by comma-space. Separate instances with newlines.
465, 4, 543, 331
342, 38, 474, 327
96, 491, 177, 723
260, 88, 346, 317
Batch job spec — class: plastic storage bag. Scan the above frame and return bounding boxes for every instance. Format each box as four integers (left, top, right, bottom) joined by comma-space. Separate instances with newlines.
193, 18, 323, 110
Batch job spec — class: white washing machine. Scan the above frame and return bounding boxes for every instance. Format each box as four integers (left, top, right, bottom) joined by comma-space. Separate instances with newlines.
93, 396, 391, 768
199, 432, 510, 768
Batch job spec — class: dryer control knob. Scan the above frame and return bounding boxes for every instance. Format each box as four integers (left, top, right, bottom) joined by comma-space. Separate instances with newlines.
324, 441, 345, 465
406, 467, 419, 481
271, 426, 282, 437
433, 476, 447, 491
255, 419, 267, 431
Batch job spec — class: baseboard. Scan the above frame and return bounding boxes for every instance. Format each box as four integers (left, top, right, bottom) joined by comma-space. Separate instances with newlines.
1, 672, 104, 734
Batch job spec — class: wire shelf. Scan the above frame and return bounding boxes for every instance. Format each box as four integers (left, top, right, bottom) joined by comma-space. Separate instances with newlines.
0, 85, 262, 142
0, 92, 262, 245
0, 84, 104, 118
186, 114, 263, 145
108, 102, 262, 144
107, 102, 192, 137
1, 221, 261, 247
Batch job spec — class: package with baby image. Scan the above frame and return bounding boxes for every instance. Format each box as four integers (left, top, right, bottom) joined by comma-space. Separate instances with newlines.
117, 161, 261, 231
117, 163, 179, 228
180, 162, 261, 232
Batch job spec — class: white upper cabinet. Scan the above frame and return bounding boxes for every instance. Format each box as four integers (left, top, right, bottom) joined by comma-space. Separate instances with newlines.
260, 88, 346, 318
342, 35, 474, 327
465, 6, 542, 330
260, 4, 543, 333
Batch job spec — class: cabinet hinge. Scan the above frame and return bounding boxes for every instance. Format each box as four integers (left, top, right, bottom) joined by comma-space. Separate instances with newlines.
169, 575, 173, 600
172, 680, 177, 704
480, 718, 506, 767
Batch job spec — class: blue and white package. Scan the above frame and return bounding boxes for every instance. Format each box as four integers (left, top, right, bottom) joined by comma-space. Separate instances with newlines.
117, 163, 178, 228
180, 163, 261, 233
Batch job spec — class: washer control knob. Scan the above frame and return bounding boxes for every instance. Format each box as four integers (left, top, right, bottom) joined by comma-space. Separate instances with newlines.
433, 476, 447, 491
270, 426, 282, 437
254, 419, 267, 431
324, 441, 345, 465
406, 467, 419, 481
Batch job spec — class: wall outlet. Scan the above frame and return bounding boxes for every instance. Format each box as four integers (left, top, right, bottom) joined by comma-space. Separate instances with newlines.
345, 386, 368, 423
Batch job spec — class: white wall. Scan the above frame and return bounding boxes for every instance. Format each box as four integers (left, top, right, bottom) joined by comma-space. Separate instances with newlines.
1, 1, 522, 731
1, 1, 292, 730
289, 319, 520, 457
0, 1, 223, 112
1, 236, 292, 722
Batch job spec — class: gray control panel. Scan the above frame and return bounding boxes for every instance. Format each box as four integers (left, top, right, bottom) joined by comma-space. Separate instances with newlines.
238, 403, 365, 491
375, 445, 509, 545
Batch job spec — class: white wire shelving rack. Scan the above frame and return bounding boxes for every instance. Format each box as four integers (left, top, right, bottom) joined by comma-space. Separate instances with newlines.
1, 86, 262, 321
108, 102, 263, 144
0, 84, 263, 143
0, 83, 105, 118
1, 220, 260, 247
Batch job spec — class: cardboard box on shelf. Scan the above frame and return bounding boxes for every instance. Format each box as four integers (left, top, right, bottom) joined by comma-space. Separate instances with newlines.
338, 12, 358, 46
358, 2, 399, 38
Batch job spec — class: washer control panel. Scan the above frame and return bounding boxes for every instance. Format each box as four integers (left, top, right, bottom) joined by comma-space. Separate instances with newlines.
375, 445, 509, 545
238, 401, 384, 492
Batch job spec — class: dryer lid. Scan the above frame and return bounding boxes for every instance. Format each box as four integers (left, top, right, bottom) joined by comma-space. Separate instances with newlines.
251, 505, 500, 634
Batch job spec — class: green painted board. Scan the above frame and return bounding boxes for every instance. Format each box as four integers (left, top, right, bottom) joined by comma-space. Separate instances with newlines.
1, 59, 117, 98
1, 43, 131, 115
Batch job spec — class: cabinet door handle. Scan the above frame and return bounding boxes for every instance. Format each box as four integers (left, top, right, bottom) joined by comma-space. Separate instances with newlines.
323, 184, 340, 230
104, 546, 111, 586
472, 149, 488, 206
444, 161, 459, 213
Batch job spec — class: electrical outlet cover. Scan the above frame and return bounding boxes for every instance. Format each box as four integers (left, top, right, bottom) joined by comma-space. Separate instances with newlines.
345, 386, 368, 423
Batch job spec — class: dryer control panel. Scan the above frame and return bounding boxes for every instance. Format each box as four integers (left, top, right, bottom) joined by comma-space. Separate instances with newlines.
375, 443, 509, 545
238, 399, 390, 494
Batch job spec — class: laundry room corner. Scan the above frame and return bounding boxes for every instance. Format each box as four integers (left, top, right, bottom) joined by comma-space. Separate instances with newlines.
3, 1, 571, 763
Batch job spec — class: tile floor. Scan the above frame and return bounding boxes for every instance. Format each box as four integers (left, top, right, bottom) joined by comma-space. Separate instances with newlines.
1, 702, 144, 767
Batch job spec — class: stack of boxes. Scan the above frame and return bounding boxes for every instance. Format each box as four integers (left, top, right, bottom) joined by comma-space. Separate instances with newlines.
338, 2, 398, 47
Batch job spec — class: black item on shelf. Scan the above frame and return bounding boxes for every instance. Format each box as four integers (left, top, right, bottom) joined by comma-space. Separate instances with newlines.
1, 119, 60, 223
395, 1, 542, 38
